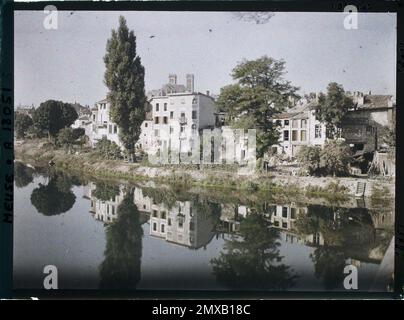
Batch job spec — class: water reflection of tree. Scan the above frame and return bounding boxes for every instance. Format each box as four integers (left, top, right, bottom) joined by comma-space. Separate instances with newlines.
92, 181, 120, 201
14, 162, 34, 188
295, 205, 376, 290
30, 170, 80, 216
211, 214, 296, 290
99, 189, 143, 289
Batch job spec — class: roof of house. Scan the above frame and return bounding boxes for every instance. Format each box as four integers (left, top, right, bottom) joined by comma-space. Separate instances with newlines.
97, 98, 108, 104
356, 95, 394, 110
273, 101, 316, 120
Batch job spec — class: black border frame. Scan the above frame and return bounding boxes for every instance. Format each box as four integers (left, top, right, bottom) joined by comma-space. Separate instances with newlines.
1, 0, 403, 300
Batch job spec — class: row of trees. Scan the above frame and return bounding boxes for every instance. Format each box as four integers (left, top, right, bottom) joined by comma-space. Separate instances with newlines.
15, 100, 80, 140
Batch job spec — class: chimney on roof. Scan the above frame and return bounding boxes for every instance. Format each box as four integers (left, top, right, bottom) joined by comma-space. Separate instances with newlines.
357, 94, 364, 106
168, 74, 177, 85
206, 90, 210, 96
186, 74, 194, 93
368, 90, 372, 95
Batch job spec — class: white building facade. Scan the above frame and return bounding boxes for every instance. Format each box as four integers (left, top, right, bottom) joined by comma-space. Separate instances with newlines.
272, 101, 327, 158
89, 98, 123, 148
144, 92, 216, 160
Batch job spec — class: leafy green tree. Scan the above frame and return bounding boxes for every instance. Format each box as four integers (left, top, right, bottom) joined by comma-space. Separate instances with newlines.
95, 137, 122, 160
211, 214, 296, 290
99, 189, 143, 289
14, 162, 34, 188
297, 145, 322, 175
297, 140, 352, 176
26, 124, 43, 138
32, 100, 78, 139
319, 140, 352, 177
72, 127, 85, 140
217, 56, 299, 158
57, 127, 76, 153
104, 16, 146, 159
57, 127, 86, 153
314, 83, 354, 138
14, 113, 33, 139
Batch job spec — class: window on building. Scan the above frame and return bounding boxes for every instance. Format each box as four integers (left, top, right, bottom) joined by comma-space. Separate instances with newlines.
155, 117, 160, 124
161, 211, 166, 219
178, 220, 183, 228
284, 120, 289, 126
170, 126, 174, 134
282, 222, 288, 229
291, 208, 296, 219
274, 221, 280, 227
192, 110, 197, 119
145, 122, 148, 128
301, 119, 307, 129
301, 130, 307, 141
192, 97, 197, 104
168, 218, 171, 226
161, 224, 165, 233
153, 223, 157, 231
164, 103, 167, 111
152, 210, 158, 217
180, 126, 185, 133
114, 125, 117, 134
292, 119, 299, 128
111, 206, 115, 215
170, 111, 174, 119
108, 125, 112, 134
156, 103, 159, 112
181, 112, 185, 118
326, 128, 334, 139
283, 130, 289, 141
163, 116, 168, 124
282, 207, 288, 218
353, 143, 364, 151
292, 130, 298, 141
315, 124, 321, 138
93, 115, 95, 121
154, 129, 159, 137
276, 120, 282, 126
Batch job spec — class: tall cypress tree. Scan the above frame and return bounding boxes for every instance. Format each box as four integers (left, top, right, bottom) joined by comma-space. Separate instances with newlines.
104, 16, 146, 158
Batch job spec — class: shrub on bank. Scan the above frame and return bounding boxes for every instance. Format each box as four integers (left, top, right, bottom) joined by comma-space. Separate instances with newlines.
297, 140, 352, 177
95, 137, 122, 160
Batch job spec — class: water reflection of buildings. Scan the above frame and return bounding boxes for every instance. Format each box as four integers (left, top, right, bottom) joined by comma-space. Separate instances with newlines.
134, 188, 216, 249
84, 183, 393, 264
270, 204, 325, 246
84, 183, 125, 223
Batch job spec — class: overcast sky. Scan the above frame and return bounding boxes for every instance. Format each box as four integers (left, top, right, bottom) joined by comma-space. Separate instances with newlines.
14, 11, 396, 107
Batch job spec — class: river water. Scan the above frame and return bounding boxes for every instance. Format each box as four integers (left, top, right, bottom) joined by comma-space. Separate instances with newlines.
13, 163, 395, 292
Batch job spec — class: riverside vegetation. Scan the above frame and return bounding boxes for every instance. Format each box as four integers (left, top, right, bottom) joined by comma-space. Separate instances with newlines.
14, 138, 394, 207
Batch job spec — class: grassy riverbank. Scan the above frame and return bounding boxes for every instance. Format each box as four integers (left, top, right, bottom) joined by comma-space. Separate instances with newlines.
15, 139, 395, 206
